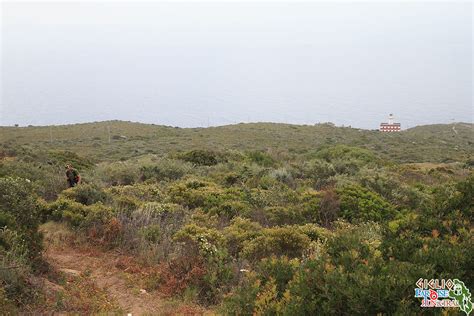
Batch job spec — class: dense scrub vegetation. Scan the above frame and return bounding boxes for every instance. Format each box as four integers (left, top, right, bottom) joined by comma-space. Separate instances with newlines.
1, 121, 472, 163
0, 121, 472, 314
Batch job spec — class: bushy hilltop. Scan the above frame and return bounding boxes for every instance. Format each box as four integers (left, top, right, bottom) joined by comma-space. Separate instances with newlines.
1, 121, 472, 163
0, 121, 472, 314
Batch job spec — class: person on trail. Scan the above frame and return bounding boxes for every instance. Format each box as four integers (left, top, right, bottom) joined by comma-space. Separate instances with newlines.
65, 164, 81, 187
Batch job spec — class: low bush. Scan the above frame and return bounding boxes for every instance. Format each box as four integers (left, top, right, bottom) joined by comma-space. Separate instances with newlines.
106, 183, 163, 202
0, 177, 43, 309
242, 226, 310, 261
168, 180, 247, 217
61, 183, 109, 206
47, 150, 95, 170
246, 151, 275, 167
295, 223, 330, 242
314, 145, 379, 165
337, 184, 395, 222
224, 222, 425, 315
46, 198, 114, 229
140, 159, 193, 181
173, 224, 234, 304
0, 177, 43, 262
257, 256, 299, 299
178, 150, 227, 166
269, 167, 295, 187
115, 203, 188, 262
221, 272, 261, 315
94, 161, 140, 186
262, 206, 304, 226
208, 200, 251, 219
316, 189, 340, 227
223, 217, 262, 258
298, 159, 336, 188
0, 160, 65, 200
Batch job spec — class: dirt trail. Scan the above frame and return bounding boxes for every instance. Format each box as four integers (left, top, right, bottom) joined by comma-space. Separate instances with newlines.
46, 248, 159, 314
41, 223, 208, 315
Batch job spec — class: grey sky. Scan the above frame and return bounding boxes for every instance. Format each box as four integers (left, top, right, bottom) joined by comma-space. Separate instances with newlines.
1, 1, 472, 128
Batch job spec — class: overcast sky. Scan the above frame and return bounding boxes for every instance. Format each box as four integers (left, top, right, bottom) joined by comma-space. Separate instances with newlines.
1, 1, 472, 128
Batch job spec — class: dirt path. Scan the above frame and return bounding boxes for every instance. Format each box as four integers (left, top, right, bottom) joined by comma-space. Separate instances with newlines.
40, 223, 209, 315
46, 248, 161, 314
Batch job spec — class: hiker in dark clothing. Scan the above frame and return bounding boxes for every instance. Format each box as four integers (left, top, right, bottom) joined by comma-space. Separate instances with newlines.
65, 164, 81, 187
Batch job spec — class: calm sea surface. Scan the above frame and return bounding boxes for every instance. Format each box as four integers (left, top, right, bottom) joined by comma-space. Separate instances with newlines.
1, 2, 472, 129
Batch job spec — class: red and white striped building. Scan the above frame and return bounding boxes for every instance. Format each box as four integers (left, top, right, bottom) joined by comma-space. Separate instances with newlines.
379, 114, 401, 132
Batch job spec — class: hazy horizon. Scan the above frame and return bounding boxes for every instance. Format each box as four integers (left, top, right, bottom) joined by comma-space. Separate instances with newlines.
1, 2, 472, 129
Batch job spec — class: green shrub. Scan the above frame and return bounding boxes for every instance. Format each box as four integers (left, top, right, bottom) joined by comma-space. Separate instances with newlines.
174, 224, 224, 251
197, 246, 234, 305
0, 228, 34, 309
168, 180, 215, 209
178, 150, 226, 166
263, 206, 304, 226
80, 203, 115, 228
383, 176, 474, 286
297, 190, 321, 224
113, 195, 141, 213
247, 151, 275, 167
257, 256, 299, 299
140, 159, 193, 181
0, 160, 65, 200
208, 200, 251, 219
226, 222, 424, 315
221, 272, 261, 315
61, 183, 109, 205
299, 159, 336, 188
46, 198, 83, 222
310, 145, 381, 176
168, 179, 246, 216
0, 160, 45, 184
139, 224, 161, 243
107, 183, 163, 202
47, 198, 113, 228
237, 163, 267, 186
242, 226, 310, 261
269, 168, 294, 187
273, 223, 423, 315
94, 161, 140, 186
223, 172, 242, 186
223, 217, 262, 258
117, 203, 187, 261
337, 184, 395, 222
0, 177, 43, 262
0, 177, 43, 308
174, 224, 233, 304
295, 223, 330, 242
314, 145, 378, 164
47, 150, 94, 170
434, 174, 473, 218
332, 158, 363, 175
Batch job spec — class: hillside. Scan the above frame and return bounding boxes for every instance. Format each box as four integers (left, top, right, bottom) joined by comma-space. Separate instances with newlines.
0, 120, 472, 314
1, 121, 472, 163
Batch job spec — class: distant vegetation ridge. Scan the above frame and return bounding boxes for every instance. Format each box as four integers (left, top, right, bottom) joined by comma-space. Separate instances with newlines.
1, 121, 472, 163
